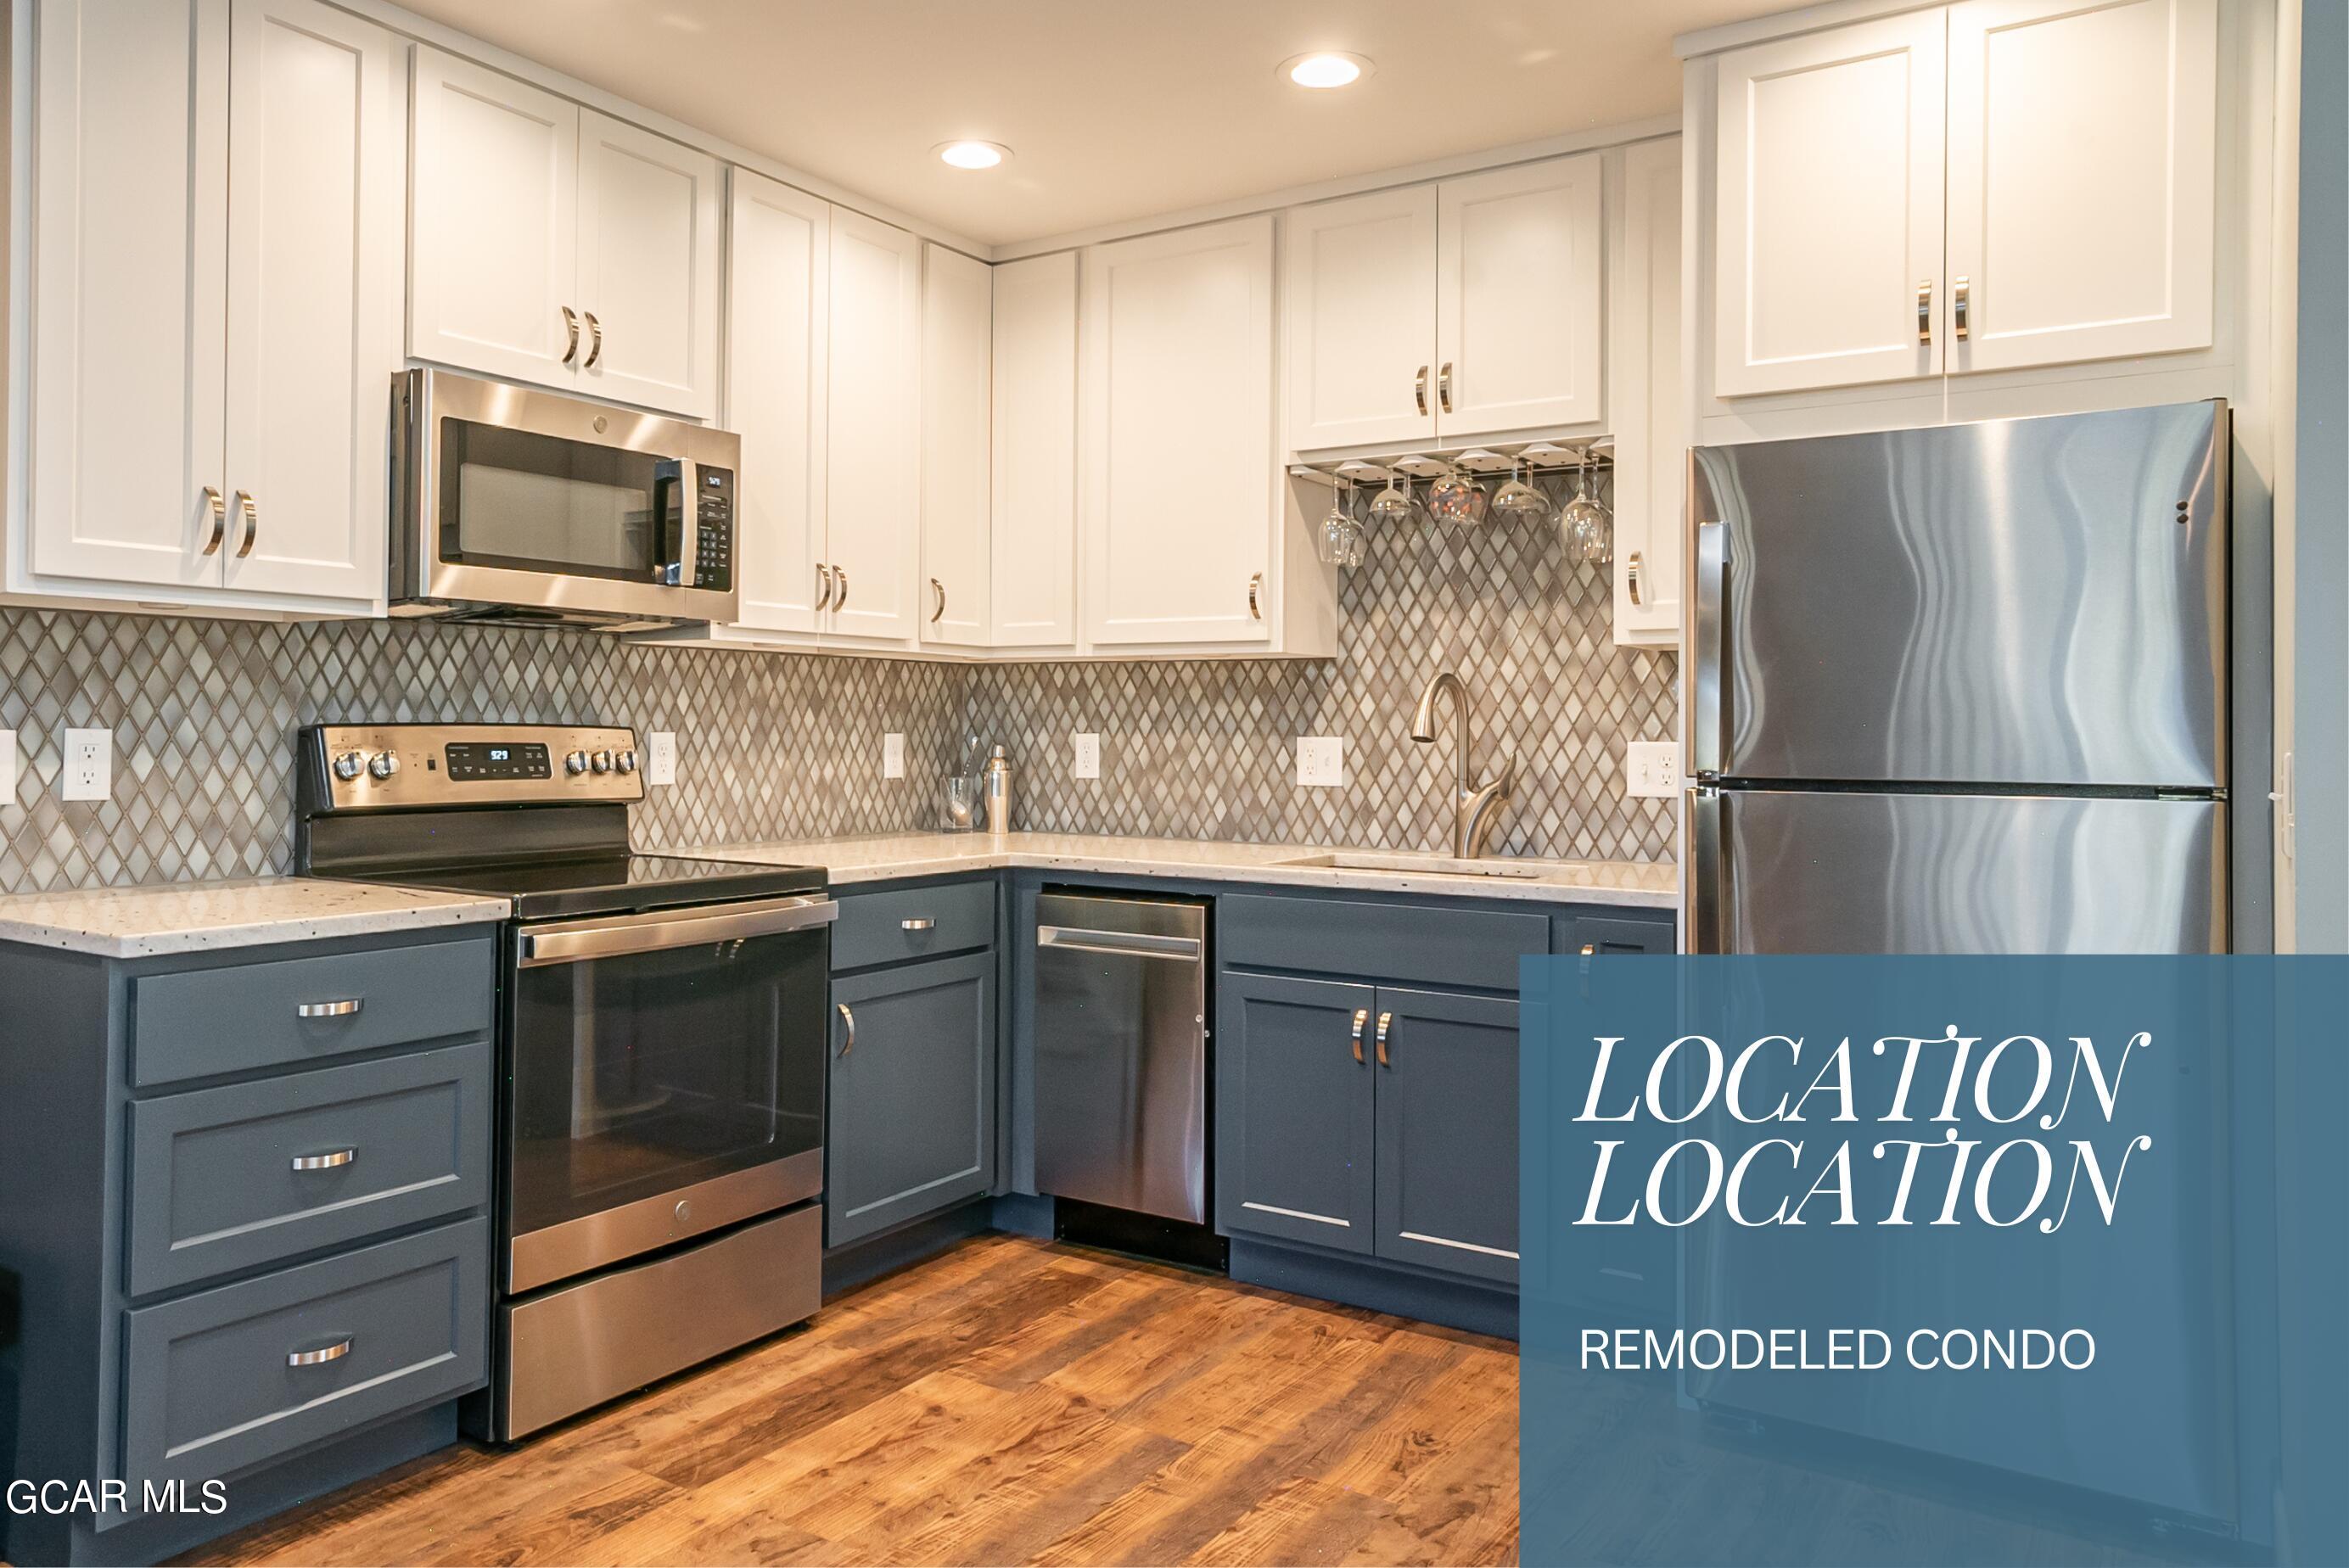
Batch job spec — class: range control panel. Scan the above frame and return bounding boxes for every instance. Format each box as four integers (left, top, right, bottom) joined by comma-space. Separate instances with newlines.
300, 724, 645, 812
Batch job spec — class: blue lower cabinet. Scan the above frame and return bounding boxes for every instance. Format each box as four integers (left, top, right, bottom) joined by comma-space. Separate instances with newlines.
1371, 987, 1519, 1286
827, 950, 996, 1248
1215, 972, 1378, 1255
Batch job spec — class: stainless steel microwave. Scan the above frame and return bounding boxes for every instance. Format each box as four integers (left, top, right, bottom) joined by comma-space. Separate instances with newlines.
389, 367, 740, 630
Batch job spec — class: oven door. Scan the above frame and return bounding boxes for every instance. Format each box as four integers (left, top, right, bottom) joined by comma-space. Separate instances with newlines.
502, 894, 833, 1294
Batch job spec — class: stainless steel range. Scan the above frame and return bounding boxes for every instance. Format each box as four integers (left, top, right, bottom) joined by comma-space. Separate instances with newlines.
294, 722, 834, 1441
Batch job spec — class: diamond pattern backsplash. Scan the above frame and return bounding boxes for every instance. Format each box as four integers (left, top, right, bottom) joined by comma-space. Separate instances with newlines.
0, 497, 1674, 893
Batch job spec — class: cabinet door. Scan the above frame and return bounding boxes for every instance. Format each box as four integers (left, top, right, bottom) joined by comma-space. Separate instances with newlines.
989, 253, 1079, 647
827, 953, 995, 1248
1372, 986, 1518, 1285
1214, 972, 1376, 1254
1945, 0, 2217, 372
1712, 12, 1946, 395
1434, 154, 1603, 439
575, 109, 723, 418
27, 0, 227, 591
725, 170, 828, 634
1608, 137, 1685, 647
1081, 216, 1275, 647
219, 0, 401, 605
823, 207, 922, 643
408, 47, 580, 388
921, 244, 993, 647
1285, 186, 1438, 451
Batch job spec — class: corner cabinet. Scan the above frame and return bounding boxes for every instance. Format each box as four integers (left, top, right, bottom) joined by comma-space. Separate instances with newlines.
409, 48, 721, 420
989, 253, 1080, 649
14, 0, 401, 614
921, 244, 994, 647
820, 209, 924, 645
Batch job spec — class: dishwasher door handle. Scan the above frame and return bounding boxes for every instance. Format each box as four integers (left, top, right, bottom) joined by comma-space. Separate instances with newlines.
1035, 924, 1203, 961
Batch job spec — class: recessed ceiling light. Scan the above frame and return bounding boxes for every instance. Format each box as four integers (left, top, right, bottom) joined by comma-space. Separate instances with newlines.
935, 140, 1009, 171
1281, 51, 1373, 89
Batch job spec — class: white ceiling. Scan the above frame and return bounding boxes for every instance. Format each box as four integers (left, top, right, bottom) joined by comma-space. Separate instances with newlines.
395, 1, 1788, 249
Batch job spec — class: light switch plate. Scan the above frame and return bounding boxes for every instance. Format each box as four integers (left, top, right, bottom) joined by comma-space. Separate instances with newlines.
1297, 736, 1344, 787
1625, 740, 1680, 798
647, 731, 678, 787
0, 730, 16, 804
883, 732, 905, 780
62, 727, 111, 802
1071, 732, 1100, 780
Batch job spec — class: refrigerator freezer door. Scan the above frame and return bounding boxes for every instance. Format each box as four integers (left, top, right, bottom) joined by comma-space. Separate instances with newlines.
1690, 400, 2227, 788
1699, 789, 2226, 954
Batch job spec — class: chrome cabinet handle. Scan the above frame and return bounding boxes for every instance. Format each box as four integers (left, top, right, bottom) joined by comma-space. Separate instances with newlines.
1375, 1011, 1393, 1067
834, 568, 849, 611
815, 563, 833, 612
1438, 362, 1453, 412
837, 1001, 855, 1056
1916, 281, 1931, 344
1627, 550, 1643, 607
929, 578, 945, 624
296, 999, 362, 1018
1580, 943, 1596, 956
1247, 572, 1263, 621
288, 1337, 352, 1368
584, 311, 603, 368
199, 486, 227, 557
291, 1148, 356, 1172
1349, 1007, 1369, 1065
1414, 365, 1428, 416
901, 917, 935, 931
1953, 276, 1971, 340
234, 490, 258, 559
560, 305, 580, 366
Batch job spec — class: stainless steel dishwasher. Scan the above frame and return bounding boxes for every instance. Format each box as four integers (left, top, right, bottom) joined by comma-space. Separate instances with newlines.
1032, 891, 1210, 1224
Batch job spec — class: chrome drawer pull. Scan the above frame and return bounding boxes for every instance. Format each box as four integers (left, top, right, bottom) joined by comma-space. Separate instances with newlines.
296, 999, 362, 1019
837, 1001, 856, 1056
900, 917, 936, 931
1375, 1010, 1393, 1067
1349, 1007, 1369, 1065
291, 1148, 356, 1172
287, 1337, 352, 1368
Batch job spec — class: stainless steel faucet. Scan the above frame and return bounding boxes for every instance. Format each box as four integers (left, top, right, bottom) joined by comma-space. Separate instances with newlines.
1409, 669, 1516, 859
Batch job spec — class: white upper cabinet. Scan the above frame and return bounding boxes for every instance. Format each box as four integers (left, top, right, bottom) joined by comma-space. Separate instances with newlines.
990, 254, 1079, 649
1944, 0, 2217, 372
1435, 154, 1605, 438
408, 49, 578, 389
1607, 139, 1685, 647
575, 109, 723, 418
1284, 186, 1438, 452
725, 169, 829, 636
921, 244, 993, 647
409, 49, 720, 418
1082, 216, 1275, 647
823, 207, 923, 644
20, 0, 397, 610
1712, 12, 1947, 396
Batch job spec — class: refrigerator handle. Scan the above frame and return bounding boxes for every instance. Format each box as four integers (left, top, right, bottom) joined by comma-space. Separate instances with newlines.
1687, 786, 1725, 955
1691, 519, 1729, 777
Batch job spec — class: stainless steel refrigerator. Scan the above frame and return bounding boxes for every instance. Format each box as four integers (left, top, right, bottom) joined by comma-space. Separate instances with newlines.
1685, 399, 2230, 955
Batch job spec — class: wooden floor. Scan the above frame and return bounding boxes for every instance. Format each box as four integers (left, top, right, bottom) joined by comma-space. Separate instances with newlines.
189, 1235, 1520, 1567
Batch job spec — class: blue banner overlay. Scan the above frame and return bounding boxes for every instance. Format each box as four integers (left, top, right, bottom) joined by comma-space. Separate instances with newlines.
1521, 956, 2347, 1567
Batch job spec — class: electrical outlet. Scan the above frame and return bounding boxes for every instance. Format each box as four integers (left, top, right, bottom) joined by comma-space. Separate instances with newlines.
1297, 736, 1344, 787
1071, 732, 1100, 780
62, 727, 111, 802
1625, 740, 1680, 798
0, 730, 16, 804
647, 731, 678, 787
883, 732, 905, 780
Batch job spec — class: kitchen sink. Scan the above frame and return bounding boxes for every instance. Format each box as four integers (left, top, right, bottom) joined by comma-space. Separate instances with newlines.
1272, 850, 1551, 879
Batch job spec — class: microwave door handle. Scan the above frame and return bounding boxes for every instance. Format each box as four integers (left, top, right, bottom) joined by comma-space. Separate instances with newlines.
676, 458, 698, 587
648, 462, 683, 586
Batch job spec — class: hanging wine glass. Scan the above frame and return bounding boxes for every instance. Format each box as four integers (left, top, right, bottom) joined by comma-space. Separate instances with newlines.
1315, 479, 1355, 567
1490, 457, 1548, 527
1367, 468, 1416, 530
1559, 450, 1613, 568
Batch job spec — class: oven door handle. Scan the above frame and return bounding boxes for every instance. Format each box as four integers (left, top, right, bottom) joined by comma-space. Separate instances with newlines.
517, 894, 838, 967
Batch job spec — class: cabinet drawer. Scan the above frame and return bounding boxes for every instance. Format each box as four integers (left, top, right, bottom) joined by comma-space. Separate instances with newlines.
831, 880, 995, 972
127, 1042, 492, 1296
132, 937, 494, 1088
1219, 894, 1547, 991
121, 1218, 488, 1486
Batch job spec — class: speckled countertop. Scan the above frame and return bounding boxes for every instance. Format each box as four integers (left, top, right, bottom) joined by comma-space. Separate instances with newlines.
0, 877, 511, 960
684, 832, 1679, 910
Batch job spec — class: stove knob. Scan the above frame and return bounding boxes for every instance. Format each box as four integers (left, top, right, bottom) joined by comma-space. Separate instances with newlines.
564, 750, 589, 776
615, 749, 638, 775
366, 751, 400, 781
590, 749, 614, 775
330, 750, 366, 782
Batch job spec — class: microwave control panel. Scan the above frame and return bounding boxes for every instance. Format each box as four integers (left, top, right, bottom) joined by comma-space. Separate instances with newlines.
694, 467, 733, 591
